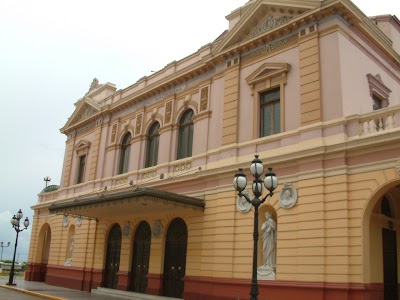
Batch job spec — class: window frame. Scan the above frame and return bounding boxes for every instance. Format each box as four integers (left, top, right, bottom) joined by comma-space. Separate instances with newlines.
177, 109, 194, 160
76, 155, 87, 184
145, 122, 160, 168
118, 132, 132, 174
246, 63, 289, 139
259, 87, 281, 137
367, 73, 391, 110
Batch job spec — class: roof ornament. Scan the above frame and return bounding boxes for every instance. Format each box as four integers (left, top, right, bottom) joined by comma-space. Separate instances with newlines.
87, 78, 100, 94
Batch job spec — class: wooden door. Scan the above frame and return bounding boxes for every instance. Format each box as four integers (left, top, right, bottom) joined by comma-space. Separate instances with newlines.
163, 218, 188, 298
382, 228, 398, 300
131, 221, 151, 293
104, 224, 122, 289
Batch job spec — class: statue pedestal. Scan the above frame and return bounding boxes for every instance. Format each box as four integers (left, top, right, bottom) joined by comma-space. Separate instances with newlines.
257, 265, 275, 280
64, 259, 72, 267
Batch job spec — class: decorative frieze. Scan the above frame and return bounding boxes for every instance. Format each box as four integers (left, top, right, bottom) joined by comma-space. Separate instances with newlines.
243, 35, 297, 62
115, 177, 128, 185
143, 171, 157, 179
174, 162, 192, 172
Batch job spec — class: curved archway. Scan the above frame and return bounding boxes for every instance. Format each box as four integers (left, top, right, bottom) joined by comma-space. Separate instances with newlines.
163, 218, 188, 298
130, 221, 151, 293
104, 224, 122, 289
35, 223, 52, 282
363, 179, 400, 299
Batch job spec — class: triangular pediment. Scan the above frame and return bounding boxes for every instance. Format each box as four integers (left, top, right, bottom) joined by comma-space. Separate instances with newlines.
75, 140, 91, 152
214, 0, 322, 53
62, 98, 100, 131
246, 63, 290, 85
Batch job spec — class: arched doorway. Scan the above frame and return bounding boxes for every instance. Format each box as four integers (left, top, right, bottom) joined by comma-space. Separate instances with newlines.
104, 224, 122, 289
366, 183, 400, 300
34, 223, 51, 282
163, 218, 188, 298
131, 221, 151, 293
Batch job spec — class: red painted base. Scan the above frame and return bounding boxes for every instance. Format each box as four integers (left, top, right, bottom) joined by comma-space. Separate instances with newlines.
24, 265, 388, 300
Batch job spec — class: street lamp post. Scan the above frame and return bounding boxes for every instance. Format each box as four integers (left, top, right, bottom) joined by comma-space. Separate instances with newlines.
233, 155, 278, 300
7, 209, 29, 286
1, 241, 11, 261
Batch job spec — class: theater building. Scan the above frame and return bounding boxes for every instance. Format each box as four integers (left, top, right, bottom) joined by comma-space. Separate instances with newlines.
26, 0, 400, 299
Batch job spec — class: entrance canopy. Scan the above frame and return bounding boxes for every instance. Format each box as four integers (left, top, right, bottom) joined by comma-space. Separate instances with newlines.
48, 187, 205, 220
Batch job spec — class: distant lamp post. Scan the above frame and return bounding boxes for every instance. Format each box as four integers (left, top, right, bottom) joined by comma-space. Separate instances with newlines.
44, 176, 51, 188
0, 241, 10, 261
233, 155, 278, 300
7, 209, 29, 286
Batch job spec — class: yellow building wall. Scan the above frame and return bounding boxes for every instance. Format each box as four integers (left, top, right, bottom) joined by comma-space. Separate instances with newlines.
29, 166, 400, 286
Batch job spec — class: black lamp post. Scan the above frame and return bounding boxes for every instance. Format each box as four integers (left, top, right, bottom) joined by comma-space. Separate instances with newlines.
1, 241, 10, 261
233, 155, 278, 300
7, 209, 29, 286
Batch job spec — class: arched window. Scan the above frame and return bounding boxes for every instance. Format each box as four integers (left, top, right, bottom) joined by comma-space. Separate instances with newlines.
381, 196, 392, 218
177, 110, 194, 159
145, 122, 160, 168
119, 133, 131, 174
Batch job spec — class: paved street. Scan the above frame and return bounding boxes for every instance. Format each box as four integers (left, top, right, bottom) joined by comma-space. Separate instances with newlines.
0, 276, 144, 300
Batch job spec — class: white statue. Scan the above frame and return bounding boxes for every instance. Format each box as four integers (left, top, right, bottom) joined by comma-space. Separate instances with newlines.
261, 211, 276, 267
69, 237, 74, 256
257, 211, 276, 280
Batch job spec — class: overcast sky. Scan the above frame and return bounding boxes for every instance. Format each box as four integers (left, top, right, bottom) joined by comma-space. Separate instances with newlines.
0, 0, 398, 263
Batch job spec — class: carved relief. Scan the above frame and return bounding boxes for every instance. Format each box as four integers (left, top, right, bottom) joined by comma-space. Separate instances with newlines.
135, 114, 142, 135
123, 222, 131, 238
200, 87, 209, 111
152, 220, 163, 238
165, 102, 172, 123
248, 15, 292, 39
278, 183, 298, 209
76, 216, 82, 227
237, 190, 252, 213
63, 215, 69, 228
